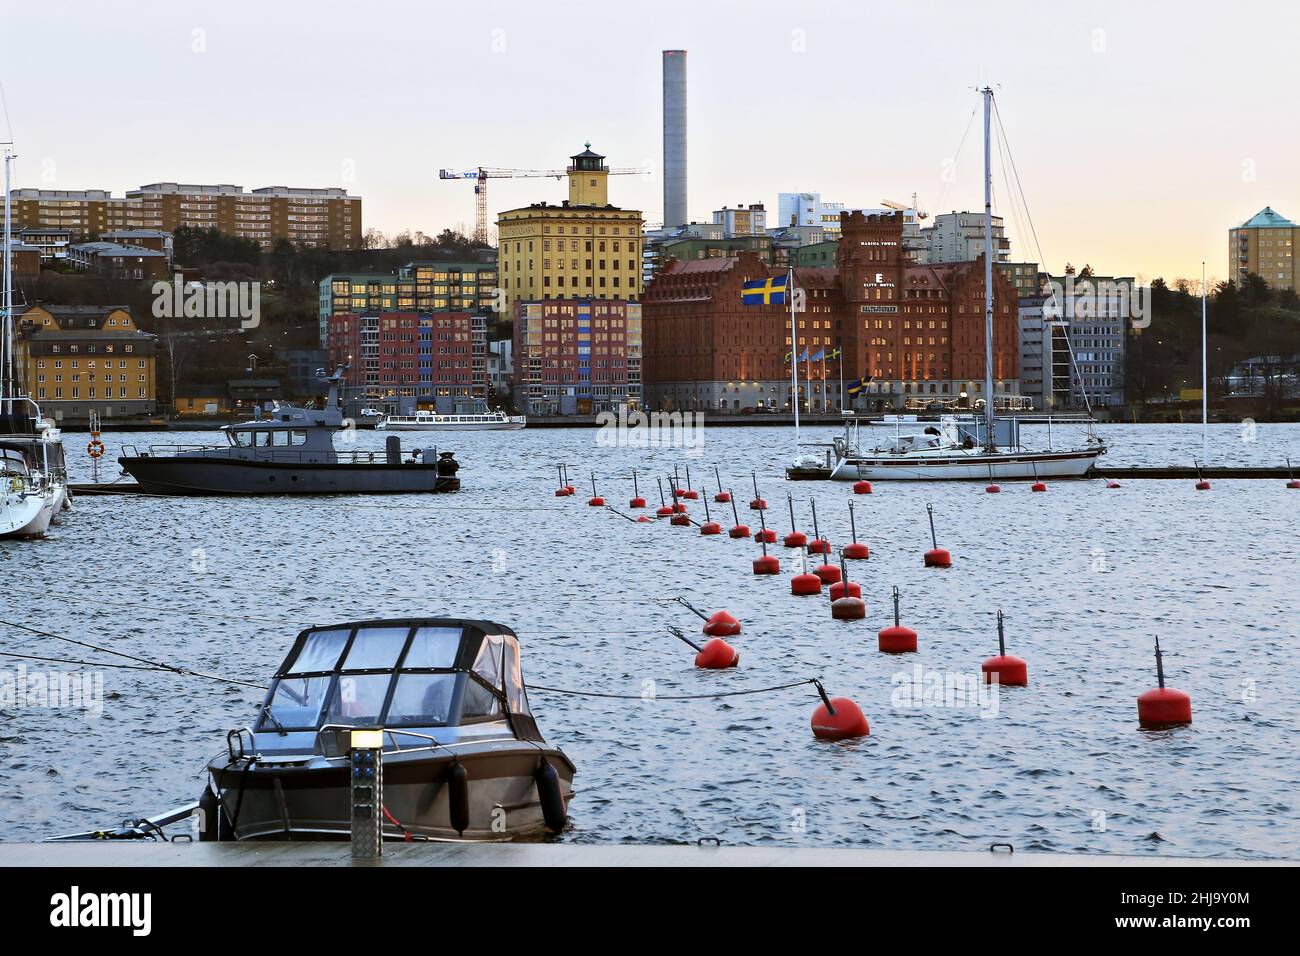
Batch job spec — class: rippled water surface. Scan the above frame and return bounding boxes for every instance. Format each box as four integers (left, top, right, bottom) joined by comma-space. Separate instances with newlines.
1, 420, 1298, 857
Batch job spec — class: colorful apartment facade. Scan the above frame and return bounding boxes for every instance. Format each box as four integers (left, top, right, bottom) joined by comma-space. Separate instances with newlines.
512, 298, 642, 414
14, 305, 158, 420
325, 311, 487, 408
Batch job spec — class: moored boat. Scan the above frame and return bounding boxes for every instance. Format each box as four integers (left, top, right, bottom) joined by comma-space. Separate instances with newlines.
377, 409, 526, 431
118, 367, 462, 495
199, 617, 574, 841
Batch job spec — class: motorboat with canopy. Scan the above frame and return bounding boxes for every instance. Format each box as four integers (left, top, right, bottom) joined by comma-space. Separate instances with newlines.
199, 618, 574, 842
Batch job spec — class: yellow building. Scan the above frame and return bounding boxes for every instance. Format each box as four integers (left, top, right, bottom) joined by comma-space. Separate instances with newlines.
14, 305, 158, 421
496, 146, 644, 314
1229, 207, 1298, 291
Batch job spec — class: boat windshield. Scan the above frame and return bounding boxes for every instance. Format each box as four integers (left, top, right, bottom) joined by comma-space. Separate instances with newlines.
0, 448, 32, 475
256, 623, 529, 733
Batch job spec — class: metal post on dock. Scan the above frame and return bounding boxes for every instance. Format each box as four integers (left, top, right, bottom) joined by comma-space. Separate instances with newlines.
349, 729, 384, 860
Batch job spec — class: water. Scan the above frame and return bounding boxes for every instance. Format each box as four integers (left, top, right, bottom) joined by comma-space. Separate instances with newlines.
1, 420, 1298, 856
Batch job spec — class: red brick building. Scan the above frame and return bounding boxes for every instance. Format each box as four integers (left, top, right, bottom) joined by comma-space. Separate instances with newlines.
326, 311, 484, 412
643, 210, 1020, 412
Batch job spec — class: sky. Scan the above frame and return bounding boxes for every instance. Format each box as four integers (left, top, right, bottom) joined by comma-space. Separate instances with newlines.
3, 0, 1297, 284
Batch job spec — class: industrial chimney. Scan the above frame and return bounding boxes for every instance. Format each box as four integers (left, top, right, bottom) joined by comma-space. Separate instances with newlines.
662, 50, 687, 230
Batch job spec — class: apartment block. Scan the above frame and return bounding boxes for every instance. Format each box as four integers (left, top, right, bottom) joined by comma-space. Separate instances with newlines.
10, 183, 361, 249
512, 298, 642, 415
1229, 207, 1297, 291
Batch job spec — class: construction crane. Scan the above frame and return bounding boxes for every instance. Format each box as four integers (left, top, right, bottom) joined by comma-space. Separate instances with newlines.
439, 161, 648, 244
881, 194, 928, 220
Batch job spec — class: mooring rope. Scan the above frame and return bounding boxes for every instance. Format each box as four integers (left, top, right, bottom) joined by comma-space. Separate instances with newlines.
525, 677, 818, 701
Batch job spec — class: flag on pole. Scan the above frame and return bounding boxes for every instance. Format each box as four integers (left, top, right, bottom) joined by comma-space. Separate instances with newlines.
810, 349, 825, 362
847, 379, 865, 395
741, 274, 790, 305
828, 347, 842, 360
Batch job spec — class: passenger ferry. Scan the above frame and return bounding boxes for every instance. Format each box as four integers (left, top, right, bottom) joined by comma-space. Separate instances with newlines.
376, 409, 526, 431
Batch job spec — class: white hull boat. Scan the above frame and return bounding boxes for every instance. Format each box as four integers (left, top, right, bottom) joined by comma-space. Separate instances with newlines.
830, 446, 1103, 481
0, 483, 54, 538
377, 411, 525, 432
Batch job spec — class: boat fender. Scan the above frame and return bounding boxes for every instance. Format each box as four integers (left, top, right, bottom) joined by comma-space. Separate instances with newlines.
197, 786, 219, 842
534, 759, 567, 834
448, 761, 470, 836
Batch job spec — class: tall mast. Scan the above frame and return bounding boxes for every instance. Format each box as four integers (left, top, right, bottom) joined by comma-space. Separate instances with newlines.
2, 146, 12, 413
981, 86, 996, 450
789, 264, 799, 443
1201, 260, 1208, 457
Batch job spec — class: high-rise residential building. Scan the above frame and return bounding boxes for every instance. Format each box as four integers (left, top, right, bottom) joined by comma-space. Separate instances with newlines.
920, 211, 1009, 264
10, 183, 361, 249
1019, 273, 1131, 409
497, 147, 644, 316
1229, 207, 1297, 291
318, 259, 498, 348
512, 298, 642, 415
13, 305, 158, 420
642, 211, 1020, 413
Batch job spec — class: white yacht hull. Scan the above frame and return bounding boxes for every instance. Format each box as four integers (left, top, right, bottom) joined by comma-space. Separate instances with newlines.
829, 447, 1104, 481
0, 491, 55, 538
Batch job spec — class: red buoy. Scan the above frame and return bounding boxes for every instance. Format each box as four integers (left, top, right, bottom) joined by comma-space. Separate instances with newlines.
753, 554, 780, 575
809, 538, 832, 555
1288, 480, 1300, 490
654, 479, 673, 516
829, 580, 862, 600
636, 515, 653, 523
783, 495, 807, 548
853, 479, 873, 495
831, 596, 866, 619
713, 467, 732, 503
980, 610, 1026, 686
791, 551, 823, 595
754, 528, 777, 544
748, 472, 767, 510
813, 561, 841, 585
671, 513, 691, 526
877, 586, 917, 652
844, 500, 868, 559
681, 466, 701, 500
810, 685, 869, 740
1195, 480, 1211, 491
725, 490, 749, 537
923, 503, 951, 567
555, 488, 569, 498
1137, 637, 1191, 728
656, 505, 674, 517
699, 520, 721, 535
695, 637, 739, 669
1288, 459, 1300, 489
986, 483, 1001, 494
587, 475, 605, 506
1031, 481, 1047, 492
702, 610, 741, 637
1107, 479, 1121, 489
629, 470, 647, 508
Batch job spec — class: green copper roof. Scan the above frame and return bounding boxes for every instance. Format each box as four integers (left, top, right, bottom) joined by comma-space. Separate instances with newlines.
1238, 206, 1295, 229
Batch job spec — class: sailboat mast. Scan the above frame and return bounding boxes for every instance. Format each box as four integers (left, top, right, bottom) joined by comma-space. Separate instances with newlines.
789, 265, 799, 442
2, 147, 12, 415
982, 87, 996, 450
1201, 261, 1208, 457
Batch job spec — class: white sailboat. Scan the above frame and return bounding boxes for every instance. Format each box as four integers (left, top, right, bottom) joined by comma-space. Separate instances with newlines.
827, 87, 1105, 481
1, 144, 65, 539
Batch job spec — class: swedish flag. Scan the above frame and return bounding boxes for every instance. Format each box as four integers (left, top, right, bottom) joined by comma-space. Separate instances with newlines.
741, 275, 789, 305
847, 379, 865, 395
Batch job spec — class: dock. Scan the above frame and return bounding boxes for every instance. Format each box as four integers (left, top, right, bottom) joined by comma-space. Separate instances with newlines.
0, 842, 1286, 867
786, 465, 1299, 481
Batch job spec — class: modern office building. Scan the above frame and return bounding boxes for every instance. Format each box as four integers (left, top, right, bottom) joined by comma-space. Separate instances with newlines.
512, 298, 642, 415
642, 210, 1020, 413
1229, 207, 1297, 291
13, 305, 158, 420
777, 192, 848, 235
10, 183, 361, 249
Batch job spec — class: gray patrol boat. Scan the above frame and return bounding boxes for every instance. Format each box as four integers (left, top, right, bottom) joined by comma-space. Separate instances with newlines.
119, 366, 460, 496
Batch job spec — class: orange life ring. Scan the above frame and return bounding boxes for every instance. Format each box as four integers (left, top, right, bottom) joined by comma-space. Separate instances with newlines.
87, 439, 106, 458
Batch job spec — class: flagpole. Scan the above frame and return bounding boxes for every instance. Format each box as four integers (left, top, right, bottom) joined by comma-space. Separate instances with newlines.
789, 265, 799, 444
838, 349, 844, 412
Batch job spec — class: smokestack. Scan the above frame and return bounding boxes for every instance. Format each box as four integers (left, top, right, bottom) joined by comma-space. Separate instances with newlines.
662, 50, 687, 230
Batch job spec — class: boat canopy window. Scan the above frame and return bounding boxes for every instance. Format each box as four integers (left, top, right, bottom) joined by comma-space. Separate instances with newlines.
259, 624, 528, 732
0, 448, 31, 474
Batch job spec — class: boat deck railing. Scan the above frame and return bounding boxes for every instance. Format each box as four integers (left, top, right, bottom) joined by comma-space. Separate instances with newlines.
120, 443, 429, 465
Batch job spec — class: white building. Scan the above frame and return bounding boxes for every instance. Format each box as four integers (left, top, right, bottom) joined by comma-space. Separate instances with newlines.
778, 192, 848, 235
488, 339, 514, 402
920, 211, 1010, 264
711, 203, 767, 236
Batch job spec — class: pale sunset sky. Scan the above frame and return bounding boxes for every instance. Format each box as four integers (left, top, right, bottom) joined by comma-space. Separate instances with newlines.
3, 0, 1297, 284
